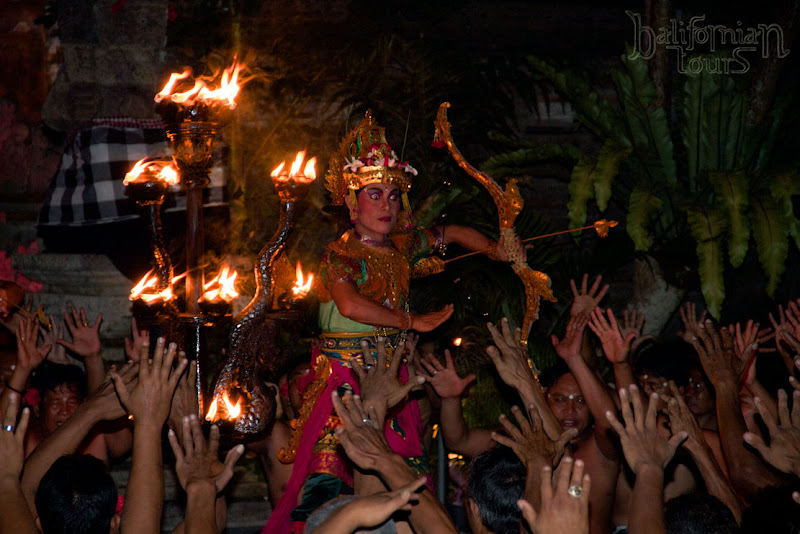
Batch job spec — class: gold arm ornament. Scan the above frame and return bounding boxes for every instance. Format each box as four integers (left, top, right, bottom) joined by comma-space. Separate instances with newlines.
433, 102, 556, 346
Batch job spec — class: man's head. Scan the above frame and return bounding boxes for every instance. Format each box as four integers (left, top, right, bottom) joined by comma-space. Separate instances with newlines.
31, 363, 88, 436
0, 280, 24, 321
740, 484, 800, 534
541, 363, 591, 440
634, 340, 691, 397
664, 493, 739, 533
35, 454, 119, 534
466, 446, 525, 534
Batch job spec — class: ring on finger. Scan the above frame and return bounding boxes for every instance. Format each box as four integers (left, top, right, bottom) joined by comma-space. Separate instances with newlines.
3, 425, 13, 432
431, 370, 437, 377
361, 417, 373, 425
567, 485, 583, 498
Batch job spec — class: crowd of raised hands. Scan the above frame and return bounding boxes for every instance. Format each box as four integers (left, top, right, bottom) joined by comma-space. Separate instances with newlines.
321, 274, 800, 534
3, 273, 800, 534
0, 306, 244, 534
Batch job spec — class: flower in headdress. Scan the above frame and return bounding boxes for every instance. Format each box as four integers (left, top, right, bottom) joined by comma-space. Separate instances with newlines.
593, 219, 618, 239
343, 157, 365, 173
400, 162, 418, 176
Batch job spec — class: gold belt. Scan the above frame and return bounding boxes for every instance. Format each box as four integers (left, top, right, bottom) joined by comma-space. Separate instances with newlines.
320, 329, 405, 366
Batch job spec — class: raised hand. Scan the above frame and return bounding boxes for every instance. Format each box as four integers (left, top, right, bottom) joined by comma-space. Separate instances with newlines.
678, 302, 707, 344
419, 349, 476, 399
350, 338, 424, 425
620, 309, 654, 352
15, 316, 50, 371
86, 361, 139, 421
743, 390, 800, 477
518, 456, 590, 534
168, 356, 199, 436
688, 320, 748, 387
168, 415, 244, 493
661, 382, 705, 449
485, 317, 532, 390
605, 385, 687, 475
411, 304, 454, 332
332, 390, 393, 471
491, 403, 576, 468
551, 314, 589, 362
111, 337, 187, 425
0, 395, 30, 480
588, 308, 635, 365
124, 317, 149, 363
41, 316, 71, 364
569, 274, 609, 318
59, 306, 102, 359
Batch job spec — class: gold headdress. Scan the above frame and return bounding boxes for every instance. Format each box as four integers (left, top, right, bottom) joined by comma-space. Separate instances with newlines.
325, 111, 417, 228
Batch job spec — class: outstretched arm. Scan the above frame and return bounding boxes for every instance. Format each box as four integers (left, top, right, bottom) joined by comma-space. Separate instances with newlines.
435, 224, 520, 262
332, 391, 458, 534
329, 280, 454, 333
606, 386, 687, 534
552, 314, 619, 460
485, 318, 562, 440
112, 338, 188, 534
419, 350, 493, 458
0, 397, 37, 534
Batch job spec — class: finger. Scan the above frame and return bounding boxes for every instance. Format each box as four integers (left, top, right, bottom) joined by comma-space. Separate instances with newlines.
16, 407, 30, 443
645, 392, 660, 430
580, 273, 588, 294
360, 339, 374, 368
396, 377, 422, 401
389, 340, 405, 374
617, 387, 636, 429
667, 431, 689, 458
539, 464, 554, 502
432, 351, 448, 372
93, 312, 103, 330
167, 428, 184, 463
375, 337, 387, 369
595, 283, 610, 303
419, 357, 437, 376
629, 386, 646, 431
110, 368, 131, 409
490, 430, 516, 449
218, 444, 245, 490
2, 394, 20, 428
555, 427, 579, 452
208, 422, 220, 455
570, 278, 579, 298
555, 455, 574, 492
350, 354, 367, 378
190, 414, 206, 454
182, 416, 194, 456
498, 411, 525, 442
526, 402, 543, 434
570, 458, 585, 490
332, 391, 355, 429
168, 356, 189, 392
588, 274, 601, 296
444, 349, 456, 370
776, 389, 790, 427
517, 499, 538, 528
753, 396, 779, 435
792, 390, 800, 428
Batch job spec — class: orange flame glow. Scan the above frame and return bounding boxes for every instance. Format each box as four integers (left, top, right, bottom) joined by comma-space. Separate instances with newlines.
205, 392, 242, 421
291, 262, 314, 297
270, 151, 317, 183
200, 265, 239, 303
124, 158, 179, 186
154, 60, 245, 109
129, 270, 184, 303
453, 337, 463, 347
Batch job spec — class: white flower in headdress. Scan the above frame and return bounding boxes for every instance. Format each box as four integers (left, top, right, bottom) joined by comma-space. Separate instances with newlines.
343, 157, 365, 173
400, 162, 418, 176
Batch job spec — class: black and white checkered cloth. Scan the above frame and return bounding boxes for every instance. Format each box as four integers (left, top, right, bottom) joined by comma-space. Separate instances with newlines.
38, 118, 226, 227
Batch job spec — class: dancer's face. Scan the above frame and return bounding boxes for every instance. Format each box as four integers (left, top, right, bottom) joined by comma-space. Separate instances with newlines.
348, 184, 401, 240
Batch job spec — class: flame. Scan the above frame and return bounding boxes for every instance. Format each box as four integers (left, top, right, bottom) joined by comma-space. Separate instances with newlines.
205, 400, 218, 421
303, 157, 317, 180
289, 151, 305, 176
270, 151, 317, 183
292, 262, 314, 297
129, 270, 182, 303
154, 59, 245, 109
124, 158, 179, 186
453, 337, 463, 347
200, 265, 239, 303
270, 161, 285, 178
155, 68, 191, 103
205, 391, 242, 421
